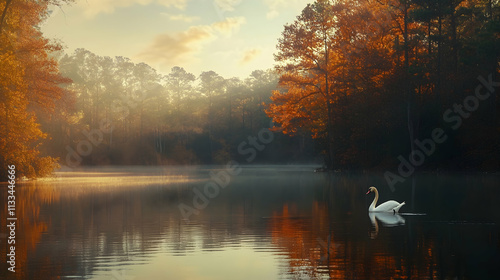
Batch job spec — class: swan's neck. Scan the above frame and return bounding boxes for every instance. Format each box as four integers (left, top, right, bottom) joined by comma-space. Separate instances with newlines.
369, 189, 379, 211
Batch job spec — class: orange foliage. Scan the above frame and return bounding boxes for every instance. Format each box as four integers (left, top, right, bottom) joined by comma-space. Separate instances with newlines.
266, 0, 400, 134
0, 0, 74, 180
265, 0, 440, 168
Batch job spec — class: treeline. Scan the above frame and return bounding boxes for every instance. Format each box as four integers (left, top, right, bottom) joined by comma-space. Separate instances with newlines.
41, 49, 317, 167
266, 0, 500, 171
2, 0, 499, 181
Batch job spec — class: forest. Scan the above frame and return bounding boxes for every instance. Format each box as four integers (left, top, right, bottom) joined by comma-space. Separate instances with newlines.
48, 50, 311, 167
1, 0, 499, 181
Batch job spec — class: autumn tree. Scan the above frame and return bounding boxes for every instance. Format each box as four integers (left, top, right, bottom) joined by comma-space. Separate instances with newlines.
0, 0, 74, 181
266, 0, 396, 169
268, 0, 499, 171
266, 0, 341, 169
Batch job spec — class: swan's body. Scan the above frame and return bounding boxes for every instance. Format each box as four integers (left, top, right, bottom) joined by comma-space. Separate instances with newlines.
366, 186, 405, 213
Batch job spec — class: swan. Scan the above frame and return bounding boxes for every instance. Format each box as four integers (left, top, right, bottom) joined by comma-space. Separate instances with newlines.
366, 186, 405, 213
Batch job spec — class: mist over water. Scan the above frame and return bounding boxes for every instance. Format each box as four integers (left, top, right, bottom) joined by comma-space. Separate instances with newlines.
1, 166, 499, 279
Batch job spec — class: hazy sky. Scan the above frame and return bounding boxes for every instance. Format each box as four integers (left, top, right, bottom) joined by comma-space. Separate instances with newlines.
42, 0, 314, 78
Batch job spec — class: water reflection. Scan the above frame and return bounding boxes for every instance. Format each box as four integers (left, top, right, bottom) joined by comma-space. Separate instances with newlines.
0, 167, 499, 279
369, 212, 405, 239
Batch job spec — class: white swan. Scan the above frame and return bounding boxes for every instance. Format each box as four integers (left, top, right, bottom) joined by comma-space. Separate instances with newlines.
366, 186, 405, 213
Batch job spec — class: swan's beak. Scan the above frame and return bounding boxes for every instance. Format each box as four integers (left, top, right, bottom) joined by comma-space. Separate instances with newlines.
366, 190, 371, 194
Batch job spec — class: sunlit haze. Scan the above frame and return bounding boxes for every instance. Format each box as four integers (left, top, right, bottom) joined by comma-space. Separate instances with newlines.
42, 0, 314, 78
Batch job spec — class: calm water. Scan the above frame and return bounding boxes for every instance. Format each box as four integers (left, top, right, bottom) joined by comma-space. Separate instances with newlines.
1, 166, 499, 280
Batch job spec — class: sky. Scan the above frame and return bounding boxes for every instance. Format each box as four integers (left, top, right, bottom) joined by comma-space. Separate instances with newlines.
41, 0, 314, 79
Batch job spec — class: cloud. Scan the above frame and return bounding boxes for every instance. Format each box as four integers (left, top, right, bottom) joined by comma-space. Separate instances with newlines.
161, 13, 200, 22
213, 0, 243, 20
239, 48, 262, 65
263, 0, 287, 19
263, 0, 311, 19
212, 17, 246, 35
156, 0, 188, 9
137, 25, 214, 66
213, 0, 242, 13
80, 0, 189, 18
137, 17, 246, 68
266, 10, 279, 19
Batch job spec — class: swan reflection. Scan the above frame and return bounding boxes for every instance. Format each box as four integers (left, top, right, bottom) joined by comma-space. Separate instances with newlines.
369, 212, 405, 239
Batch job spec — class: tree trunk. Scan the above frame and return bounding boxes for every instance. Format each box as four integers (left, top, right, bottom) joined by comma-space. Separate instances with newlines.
0, 0, 14, 35
326, 101, 335, 170
324, 29, 334, 170
488, 0, 493, 20
437, 1, 442, 105
449, 2, 458, 77
404, 1, 416, 161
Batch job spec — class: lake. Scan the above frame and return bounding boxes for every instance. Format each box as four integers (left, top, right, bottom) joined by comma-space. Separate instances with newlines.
1, 166, 499, 279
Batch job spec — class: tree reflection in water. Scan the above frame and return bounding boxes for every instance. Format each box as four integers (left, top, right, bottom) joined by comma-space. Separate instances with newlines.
0, 167, 498, 279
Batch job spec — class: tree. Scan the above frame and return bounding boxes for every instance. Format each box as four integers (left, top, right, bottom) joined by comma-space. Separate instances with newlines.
199, 71, 225, 162
164, 66, 196, 134
266, 0, 343, 169
0, 0, 74, 181
166, 67, 196, 109
266, 0, 394, 169
268, 0, 500, 171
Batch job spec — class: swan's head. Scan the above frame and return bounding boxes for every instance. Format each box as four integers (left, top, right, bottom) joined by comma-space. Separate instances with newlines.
366, 186, 376, 195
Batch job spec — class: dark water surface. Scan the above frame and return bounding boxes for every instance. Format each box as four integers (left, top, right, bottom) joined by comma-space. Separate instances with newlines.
1, 166, 499, 279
